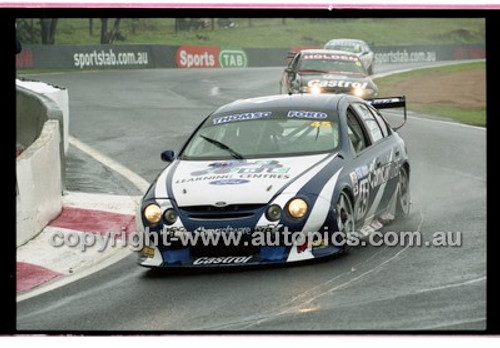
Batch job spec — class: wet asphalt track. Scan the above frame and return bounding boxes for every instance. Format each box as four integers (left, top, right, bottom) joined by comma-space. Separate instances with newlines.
16, 64, 486, 331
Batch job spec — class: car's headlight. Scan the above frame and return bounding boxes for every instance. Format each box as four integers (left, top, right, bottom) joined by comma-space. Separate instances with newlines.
163, 208, 178, 225
309, 86, 323, 94
144, 204, 162, 225
266, 204, 282, 221
301, 86, 322, 94
353, 88, 375, 98
287, 198, 308, 219
353, 87, 365, 97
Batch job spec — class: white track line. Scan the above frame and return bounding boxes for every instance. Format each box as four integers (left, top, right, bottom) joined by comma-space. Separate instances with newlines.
68, 135, 150, 192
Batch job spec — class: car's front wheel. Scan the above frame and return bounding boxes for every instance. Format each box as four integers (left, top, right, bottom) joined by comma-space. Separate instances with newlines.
334, 191, 356, 251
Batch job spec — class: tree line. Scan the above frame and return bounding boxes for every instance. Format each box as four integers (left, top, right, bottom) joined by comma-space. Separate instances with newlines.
16, 19, 124, 45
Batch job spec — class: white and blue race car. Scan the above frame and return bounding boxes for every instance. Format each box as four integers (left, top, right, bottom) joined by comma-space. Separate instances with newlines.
138, 94, 410, 268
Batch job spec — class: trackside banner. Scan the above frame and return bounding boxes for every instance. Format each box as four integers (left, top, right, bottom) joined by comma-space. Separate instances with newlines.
16, 44, 177, 70
372, 44, 485, 64
175, 46, 249, 68
16, 44, 485, 70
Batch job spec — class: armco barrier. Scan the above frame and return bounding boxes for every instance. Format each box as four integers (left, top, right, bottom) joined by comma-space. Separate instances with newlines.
16, 120, 62, 247
16, 43, 485, 70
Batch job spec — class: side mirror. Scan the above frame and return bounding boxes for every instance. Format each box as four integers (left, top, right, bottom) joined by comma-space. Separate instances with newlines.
161, 150, 176, 162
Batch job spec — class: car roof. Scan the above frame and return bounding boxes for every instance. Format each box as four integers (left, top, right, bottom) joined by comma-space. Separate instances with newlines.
325, 38, 367, 45
212, 94, 358, 115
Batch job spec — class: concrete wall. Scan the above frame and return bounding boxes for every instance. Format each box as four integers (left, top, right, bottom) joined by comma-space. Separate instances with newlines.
16, 79, 69, 154
16, 120, 62, 247
16, 85, 49, 151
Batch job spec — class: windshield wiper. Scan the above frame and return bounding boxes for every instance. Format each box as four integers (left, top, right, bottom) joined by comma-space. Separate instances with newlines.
199, 135, 245, 160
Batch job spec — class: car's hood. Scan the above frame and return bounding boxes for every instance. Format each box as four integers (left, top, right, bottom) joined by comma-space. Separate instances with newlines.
156, 154, 336, 207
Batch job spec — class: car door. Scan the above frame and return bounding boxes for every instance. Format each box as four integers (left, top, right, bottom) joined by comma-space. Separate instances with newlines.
346, 102, 399, 226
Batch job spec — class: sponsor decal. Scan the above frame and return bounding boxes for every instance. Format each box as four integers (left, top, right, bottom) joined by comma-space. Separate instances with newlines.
194, 226, 252, 235
302, 53, 358, 61
176, 46, 219, 68
193, 256, 253, 265
288, 110, 328, 119
219, 49, 248, 68
212, 111, 272, 125
209, 179, 250, 185
368, 97, 403, 106
175, 160, 291, 184
192, 160, 290, 176
355, 158, 400, 218
368, 159, 400, 189
307, 79, 368, 89
355, 165, 370, 178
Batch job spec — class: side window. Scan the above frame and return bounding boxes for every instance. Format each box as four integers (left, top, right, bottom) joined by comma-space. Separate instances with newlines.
351, 103, 384, 143
346, 108, 369, 154
367, 105, 390, 137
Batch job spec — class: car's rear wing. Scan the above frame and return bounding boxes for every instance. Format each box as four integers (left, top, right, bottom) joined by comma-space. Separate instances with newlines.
367, 96, 407, 130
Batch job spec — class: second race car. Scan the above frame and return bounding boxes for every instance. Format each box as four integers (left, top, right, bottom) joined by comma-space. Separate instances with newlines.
324, 38, 375, 75
279, 49, 378, 99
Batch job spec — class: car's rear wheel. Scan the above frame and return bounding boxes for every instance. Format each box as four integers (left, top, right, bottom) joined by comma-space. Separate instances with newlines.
396, 166, 411, 217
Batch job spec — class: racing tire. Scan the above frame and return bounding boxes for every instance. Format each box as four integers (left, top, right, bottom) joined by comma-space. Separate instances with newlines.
367, 65, 374, 75
396, 166, 411, 218
335, 191, 356, 251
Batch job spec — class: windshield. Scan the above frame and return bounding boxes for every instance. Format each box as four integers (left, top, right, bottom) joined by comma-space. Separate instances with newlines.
181, 115, 340, 160
298, 55, 366, 74
325, 43, 363, 54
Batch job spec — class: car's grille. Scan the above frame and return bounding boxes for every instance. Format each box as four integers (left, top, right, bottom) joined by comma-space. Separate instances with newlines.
323, 87, 351, 94
180, 204, 265, 220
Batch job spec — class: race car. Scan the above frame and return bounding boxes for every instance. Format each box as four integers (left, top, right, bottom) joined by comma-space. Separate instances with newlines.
279, 49, 378, 99
324, 38, 375, 75
137, 93, 410, 268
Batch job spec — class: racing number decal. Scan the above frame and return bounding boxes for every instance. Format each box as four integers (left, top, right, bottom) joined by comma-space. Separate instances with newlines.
310, 121, 331, 128
357, 178, 370, 218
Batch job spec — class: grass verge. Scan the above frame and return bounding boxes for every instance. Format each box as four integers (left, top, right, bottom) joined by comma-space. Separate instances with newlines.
374, 62, 486, 127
